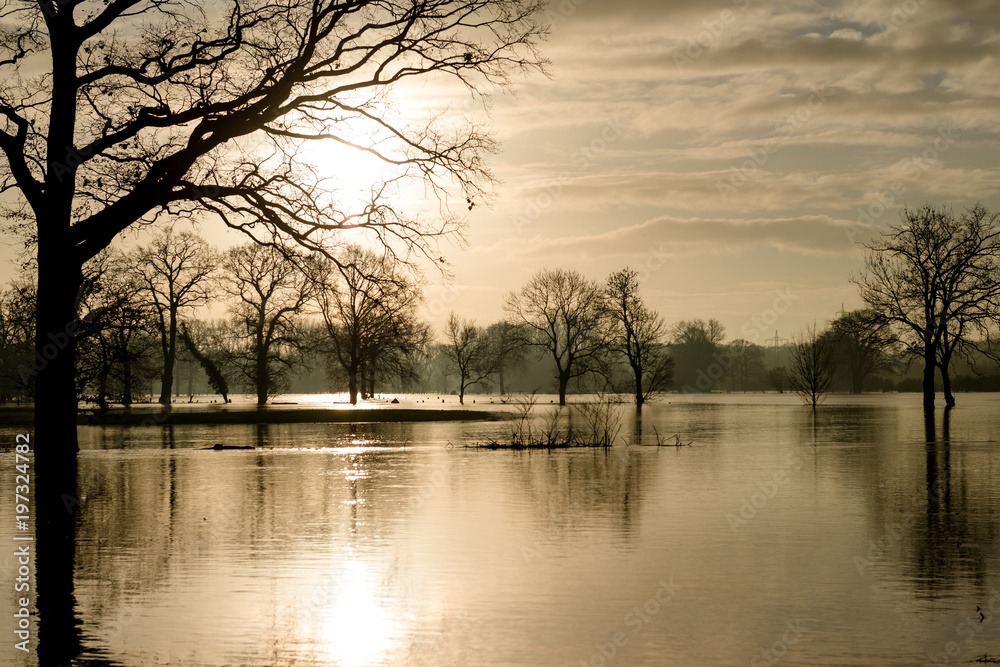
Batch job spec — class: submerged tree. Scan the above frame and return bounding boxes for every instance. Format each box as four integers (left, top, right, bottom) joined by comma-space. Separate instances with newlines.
503, 269, 605, 405
135, 228, 217, 405
0, 2, 546, 659
855, 204, 1000, 408
603, 267, 673, 408
789, 323, 836, 408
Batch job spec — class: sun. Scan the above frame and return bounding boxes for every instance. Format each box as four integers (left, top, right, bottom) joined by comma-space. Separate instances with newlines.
298, 137, 406, 210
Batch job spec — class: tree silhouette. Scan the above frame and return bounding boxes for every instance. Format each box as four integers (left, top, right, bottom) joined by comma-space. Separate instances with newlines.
603, 267, 673, 407
314, 245, 420, 404
855, 204, 1000, 408
443, 312, 494, 404
789, 323, 835, 408
503, 268, 605, 405
223, 243, 315, 404
135, 228, 217, 404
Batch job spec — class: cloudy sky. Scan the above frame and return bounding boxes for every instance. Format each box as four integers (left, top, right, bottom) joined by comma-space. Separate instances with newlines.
429, 0, 1000, 342
5, 0, 999, 343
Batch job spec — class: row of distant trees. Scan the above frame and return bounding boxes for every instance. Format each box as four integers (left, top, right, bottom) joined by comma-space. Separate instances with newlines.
1, 204, 997, 410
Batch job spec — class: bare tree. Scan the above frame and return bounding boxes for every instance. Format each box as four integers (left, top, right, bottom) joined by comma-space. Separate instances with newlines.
76, 249, 160, 411
485, 320, 528, 395
503, 268, 605, 405
603, 267, 673, 408
855, 204, 1000, 408
826, 309, 896, 394
789, 323, 835, 408
223, 243, 315, 404
179, 321, 230, 403
314, 245, 418, 404
0, 278, 36, 402
135, 228, 217, 405
442, 312, 494, 404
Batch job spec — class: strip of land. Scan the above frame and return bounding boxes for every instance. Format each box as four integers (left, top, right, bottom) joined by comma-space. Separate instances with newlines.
0, 406, 502, 426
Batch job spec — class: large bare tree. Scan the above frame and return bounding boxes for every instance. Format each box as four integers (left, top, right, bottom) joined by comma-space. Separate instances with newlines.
503, 268, 605, 406
223, 242, 315, 404
0, 3, 545, 658
855, 204, 1000, 408
603, 267, 673, 408
314, 244, 419, 404
135, 227, 216, 404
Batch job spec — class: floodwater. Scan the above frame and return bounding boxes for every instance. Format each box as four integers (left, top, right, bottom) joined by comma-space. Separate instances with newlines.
2, 392, 1000, 666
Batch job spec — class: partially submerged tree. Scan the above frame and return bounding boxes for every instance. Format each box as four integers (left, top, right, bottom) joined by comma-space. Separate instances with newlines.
442, 312, 494, 404
855, 204, 1000, 408
135, 228, 217, 405
603, 267, 673, 408
503, 268, 605, 405
223, 243, 315, 404
789, 323, 835, 408
0, 2, 546, 658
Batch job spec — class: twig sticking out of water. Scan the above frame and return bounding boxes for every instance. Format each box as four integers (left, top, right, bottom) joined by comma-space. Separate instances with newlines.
651, 425, 693, 447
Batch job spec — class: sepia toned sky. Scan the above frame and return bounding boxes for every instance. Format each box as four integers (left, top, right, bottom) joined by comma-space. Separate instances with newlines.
5, 0, 1000, 342
432, 0, 1000, 342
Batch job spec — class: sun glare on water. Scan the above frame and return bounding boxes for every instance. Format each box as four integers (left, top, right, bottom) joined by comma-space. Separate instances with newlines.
309, 559, 398, 666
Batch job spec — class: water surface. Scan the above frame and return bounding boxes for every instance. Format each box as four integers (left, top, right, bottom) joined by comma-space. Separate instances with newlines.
2, 393, 1000, 666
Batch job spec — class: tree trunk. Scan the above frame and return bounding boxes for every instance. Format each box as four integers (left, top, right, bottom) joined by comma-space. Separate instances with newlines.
634, 365, 644, 408
348, 369, 359, 405
851, 368, 863, 394
940, 352, 956, 408
359, 360, 368, 399
558, 372, 568, 406
122, 353, 133, 406
256, 345, 268, 405
34, 238, 84, 667
922, 343, 935, 410
158, 311, 176, 405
